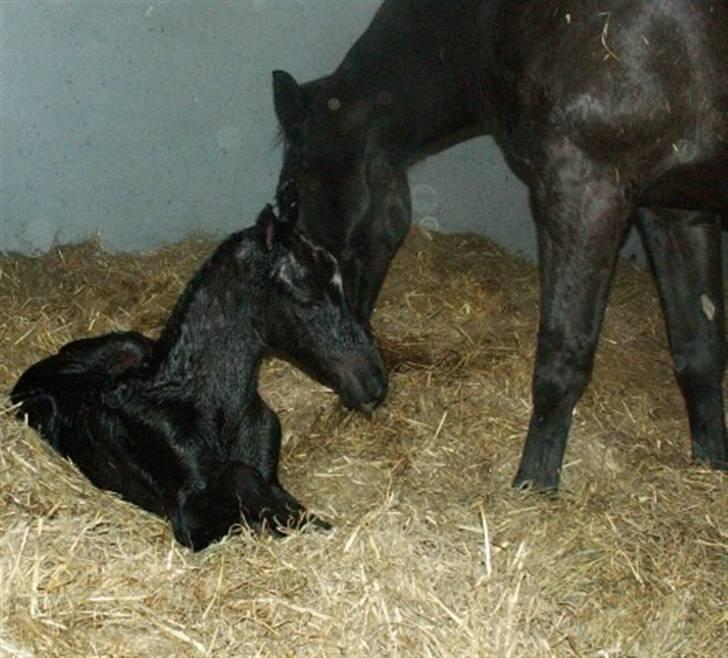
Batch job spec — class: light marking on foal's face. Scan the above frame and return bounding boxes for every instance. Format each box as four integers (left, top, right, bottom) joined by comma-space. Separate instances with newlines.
700, 294, 715, 322
331, 269, 344, 296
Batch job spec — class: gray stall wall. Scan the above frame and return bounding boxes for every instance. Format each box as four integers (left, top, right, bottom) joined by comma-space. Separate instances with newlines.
0, 1, 714, 268
1, 0, 541, 259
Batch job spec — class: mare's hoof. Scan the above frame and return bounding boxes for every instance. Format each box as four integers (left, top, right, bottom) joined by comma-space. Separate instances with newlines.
695, 457, 727, 472
512, 470, 560, 497
691, 436, 727, 470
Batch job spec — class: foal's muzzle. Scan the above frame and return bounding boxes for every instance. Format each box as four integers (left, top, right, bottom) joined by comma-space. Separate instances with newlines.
336, 353, 388, 413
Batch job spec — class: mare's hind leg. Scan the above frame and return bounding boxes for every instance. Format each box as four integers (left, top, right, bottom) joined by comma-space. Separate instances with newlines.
513, 138, 632, 491
636, 209, 726, 468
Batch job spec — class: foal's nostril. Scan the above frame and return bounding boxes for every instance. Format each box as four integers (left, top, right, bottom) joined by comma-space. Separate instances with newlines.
367, 371, 388, 406
336, 348, 388, 411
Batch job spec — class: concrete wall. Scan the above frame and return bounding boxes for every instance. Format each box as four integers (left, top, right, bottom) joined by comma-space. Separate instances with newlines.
1, 0, 543, 260
1, 1, 380, 252
0, 1, 720, 271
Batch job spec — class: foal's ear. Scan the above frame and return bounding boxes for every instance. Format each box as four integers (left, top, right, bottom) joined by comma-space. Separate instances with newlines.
256, 204, 279, 251
273, 70, 307, 134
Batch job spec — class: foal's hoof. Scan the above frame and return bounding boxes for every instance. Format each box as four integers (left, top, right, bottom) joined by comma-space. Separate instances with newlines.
264, 510, 332, 537
305, 513, 333, 532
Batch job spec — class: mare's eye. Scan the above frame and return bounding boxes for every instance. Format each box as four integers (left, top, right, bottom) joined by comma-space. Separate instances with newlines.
299, 156, 312, 172
306, 177, 322, 193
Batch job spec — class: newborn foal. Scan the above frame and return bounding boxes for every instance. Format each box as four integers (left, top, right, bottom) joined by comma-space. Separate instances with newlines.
11, 199, 387, 550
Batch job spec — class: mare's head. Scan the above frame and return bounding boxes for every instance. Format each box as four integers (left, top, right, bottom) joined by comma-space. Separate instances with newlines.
256, 188, 387, 412
272, 70, 412, 325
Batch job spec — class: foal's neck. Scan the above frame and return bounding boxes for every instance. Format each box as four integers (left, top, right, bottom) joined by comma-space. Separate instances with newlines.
152, 237, 265, 396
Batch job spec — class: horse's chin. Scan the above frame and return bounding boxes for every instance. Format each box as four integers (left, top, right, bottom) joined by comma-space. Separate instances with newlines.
292, 356, 388, 413
339, 393, 382, 416
336, 375, 388, 414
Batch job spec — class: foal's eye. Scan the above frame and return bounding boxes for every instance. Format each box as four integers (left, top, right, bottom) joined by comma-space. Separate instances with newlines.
292, 289, 316, 306
274, 268, 314, 306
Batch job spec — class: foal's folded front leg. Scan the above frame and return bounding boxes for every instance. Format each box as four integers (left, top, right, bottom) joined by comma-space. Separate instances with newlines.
172, 462, 329, 550
229, 395, 332, 534
264, 482, 332, 534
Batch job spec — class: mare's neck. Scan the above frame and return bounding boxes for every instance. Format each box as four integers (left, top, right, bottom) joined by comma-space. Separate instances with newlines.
331, 1, 487, 163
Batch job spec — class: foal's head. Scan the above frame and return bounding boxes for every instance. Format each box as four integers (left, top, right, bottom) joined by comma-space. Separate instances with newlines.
256, 186, 387, 412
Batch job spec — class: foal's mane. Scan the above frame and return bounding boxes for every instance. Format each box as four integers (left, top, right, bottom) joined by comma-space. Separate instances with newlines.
152, 229, 254, 364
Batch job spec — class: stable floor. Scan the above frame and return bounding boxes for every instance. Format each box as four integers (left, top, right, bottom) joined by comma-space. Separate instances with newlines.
1, 228, 726, 656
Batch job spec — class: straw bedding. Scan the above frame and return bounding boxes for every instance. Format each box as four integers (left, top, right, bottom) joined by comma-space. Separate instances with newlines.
1, 227, 726, 657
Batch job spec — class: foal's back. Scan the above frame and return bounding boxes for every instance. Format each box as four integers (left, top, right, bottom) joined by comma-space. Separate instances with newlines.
11, 331, 165, 513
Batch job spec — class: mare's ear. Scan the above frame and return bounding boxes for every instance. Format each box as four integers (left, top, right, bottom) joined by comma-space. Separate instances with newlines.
367, 153, 396, 188
276, 179, 299, 225
273, 70, 307, 135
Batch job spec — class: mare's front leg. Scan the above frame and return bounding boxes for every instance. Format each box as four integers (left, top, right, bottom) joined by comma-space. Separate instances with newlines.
513, 139, 632, 491
636, 209, 726, 468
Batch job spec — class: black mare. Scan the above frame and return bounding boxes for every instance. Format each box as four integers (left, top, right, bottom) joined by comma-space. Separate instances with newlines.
271, 0, 727, 490
11, 195, 387, 550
